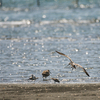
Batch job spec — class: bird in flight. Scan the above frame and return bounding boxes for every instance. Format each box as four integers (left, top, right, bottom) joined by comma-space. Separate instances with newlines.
56, 51, 90, 77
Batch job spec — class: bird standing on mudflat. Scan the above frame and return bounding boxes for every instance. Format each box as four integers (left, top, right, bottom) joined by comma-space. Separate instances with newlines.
56, 51, 90, 77
42, 70, 50, 78
51, 78, 60, 83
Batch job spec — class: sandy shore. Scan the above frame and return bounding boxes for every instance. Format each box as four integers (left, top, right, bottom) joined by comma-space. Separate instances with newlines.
0, 83, 100, 100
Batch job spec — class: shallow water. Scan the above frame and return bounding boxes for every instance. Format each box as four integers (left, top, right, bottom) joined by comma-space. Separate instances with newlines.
0, 0, 100, 84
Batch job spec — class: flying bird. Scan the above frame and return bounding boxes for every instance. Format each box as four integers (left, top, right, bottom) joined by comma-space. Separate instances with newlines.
56, 51, 76, 69
56, 51, 90, 77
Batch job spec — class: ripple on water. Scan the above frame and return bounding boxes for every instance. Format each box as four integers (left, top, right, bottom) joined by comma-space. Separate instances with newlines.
0, 0, 100, 83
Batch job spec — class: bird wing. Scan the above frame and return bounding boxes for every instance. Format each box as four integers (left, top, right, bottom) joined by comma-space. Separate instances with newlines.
56, 51, 73, 62
74, 63, 90, 77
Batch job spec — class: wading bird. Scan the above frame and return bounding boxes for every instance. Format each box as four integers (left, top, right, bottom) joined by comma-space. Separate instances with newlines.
56, 51, 90, 77
51, 78, 60, 83
42, 70, 50, 78
29, 74, 38, 80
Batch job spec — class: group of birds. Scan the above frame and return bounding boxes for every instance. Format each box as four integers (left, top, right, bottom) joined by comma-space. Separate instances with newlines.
42, 70, 60, 83
29, 70, 60, 83
28, 51, 90, 83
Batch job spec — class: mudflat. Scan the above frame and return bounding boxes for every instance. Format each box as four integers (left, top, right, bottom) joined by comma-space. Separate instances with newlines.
0, 83, 100, 100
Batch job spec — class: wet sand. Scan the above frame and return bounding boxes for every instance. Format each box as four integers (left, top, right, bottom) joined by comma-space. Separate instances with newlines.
0, 83, 100, 100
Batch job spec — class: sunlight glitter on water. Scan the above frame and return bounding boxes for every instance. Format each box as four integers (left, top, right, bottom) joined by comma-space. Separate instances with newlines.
0, 0, 100, 84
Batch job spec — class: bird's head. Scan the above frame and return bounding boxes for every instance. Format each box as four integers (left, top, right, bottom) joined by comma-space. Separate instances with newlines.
47, 70, 51, 73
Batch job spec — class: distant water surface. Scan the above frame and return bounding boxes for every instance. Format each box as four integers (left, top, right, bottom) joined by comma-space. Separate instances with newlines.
0, 0, 100, 84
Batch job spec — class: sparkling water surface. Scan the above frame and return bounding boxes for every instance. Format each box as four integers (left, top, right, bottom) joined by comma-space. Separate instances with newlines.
0, 0, 100, 84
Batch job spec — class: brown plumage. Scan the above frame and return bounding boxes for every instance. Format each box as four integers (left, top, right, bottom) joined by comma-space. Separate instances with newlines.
56, 51, 90, 77
56, 51, 76, 69
51, 78, 60, 83
42, 70, 50, 78
74, 63, 90, 77
56, 51, 73, 63
68, 62, 76, 69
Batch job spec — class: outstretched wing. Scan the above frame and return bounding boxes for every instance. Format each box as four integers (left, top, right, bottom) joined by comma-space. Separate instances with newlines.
74, 63, 90, 77
56, 51, 73, 62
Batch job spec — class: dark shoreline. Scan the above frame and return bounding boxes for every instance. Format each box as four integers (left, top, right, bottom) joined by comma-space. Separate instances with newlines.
0, 83, 100, 100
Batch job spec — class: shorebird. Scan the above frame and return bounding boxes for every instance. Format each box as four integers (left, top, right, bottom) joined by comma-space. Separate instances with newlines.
51, 78, 60, 83
29, 74, 38, 80
56, 51, 90, 77
42, 70, 50, 78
